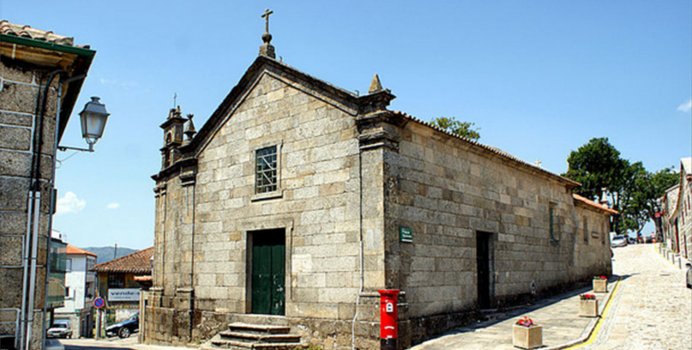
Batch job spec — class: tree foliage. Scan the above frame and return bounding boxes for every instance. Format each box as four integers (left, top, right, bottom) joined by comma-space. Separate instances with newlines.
430, 117, 481, 141
563, 137, 679, 236
564, 138, 626, 202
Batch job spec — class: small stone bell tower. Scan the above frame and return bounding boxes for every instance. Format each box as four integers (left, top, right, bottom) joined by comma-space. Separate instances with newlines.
160, 106, 187, 169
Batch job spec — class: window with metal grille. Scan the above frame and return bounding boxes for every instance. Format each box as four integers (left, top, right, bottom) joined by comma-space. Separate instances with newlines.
256, 146, 278, 194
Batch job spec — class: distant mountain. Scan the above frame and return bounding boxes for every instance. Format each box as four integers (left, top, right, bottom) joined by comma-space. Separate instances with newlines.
83, 246, 139, 265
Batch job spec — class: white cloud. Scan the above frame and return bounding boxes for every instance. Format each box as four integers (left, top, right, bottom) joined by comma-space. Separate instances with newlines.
56, 192, 86, 215
678, 98, 692, 112
107, 203, 120, 210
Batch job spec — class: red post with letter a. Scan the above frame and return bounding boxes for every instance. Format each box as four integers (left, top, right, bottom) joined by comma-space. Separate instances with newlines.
378, 289, 400, 350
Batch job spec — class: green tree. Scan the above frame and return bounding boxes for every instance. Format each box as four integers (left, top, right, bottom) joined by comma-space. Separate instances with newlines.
564, 137, 627, 202
430, 117, 480, 140
564, 137, 679, 236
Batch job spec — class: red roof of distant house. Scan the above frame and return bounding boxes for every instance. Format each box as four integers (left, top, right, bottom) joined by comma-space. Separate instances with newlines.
91, 247, 153, 274
66, 244, 97, 258
573, 194, 619, 215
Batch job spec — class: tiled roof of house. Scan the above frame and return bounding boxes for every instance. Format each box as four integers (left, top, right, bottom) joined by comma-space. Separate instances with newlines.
0, 20, 74, 46
391, 110, 581, 188
573, 193, 619, 215
66, 244, 97, 258
91, 247, 153, 274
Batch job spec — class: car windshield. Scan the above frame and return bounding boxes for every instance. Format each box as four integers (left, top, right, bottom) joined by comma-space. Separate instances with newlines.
53, 324, 67, 328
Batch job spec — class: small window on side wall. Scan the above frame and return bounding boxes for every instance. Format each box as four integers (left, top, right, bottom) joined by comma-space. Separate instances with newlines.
549, 202, 559, 244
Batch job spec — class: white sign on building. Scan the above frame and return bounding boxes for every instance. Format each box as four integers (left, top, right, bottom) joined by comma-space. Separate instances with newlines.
108, 288, 140, 301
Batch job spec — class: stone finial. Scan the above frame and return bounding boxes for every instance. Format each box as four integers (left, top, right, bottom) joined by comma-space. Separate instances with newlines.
369, 74, 383, 93
184, 114, 197, 141
259, 9, 276, 59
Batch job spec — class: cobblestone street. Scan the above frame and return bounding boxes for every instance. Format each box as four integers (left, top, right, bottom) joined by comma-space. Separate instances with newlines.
412, 244, 691, 350
585, 244, 691, 350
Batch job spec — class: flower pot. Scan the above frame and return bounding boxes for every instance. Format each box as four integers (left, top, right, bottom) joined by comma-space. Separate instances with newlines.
512, 324, 542, 349
579, 299, 598, 317
593, 279, 607, 293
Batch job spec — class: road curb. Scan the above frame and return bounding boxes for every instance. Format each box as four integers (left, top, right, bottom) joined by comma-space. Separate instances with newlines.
542, 277, 621, 350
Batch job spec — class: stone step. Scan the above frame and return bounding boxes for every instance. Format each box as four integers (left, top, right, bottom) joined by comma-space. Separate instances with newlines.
218, 331, 300, 343
211, 339, 306, 350
227, 322, 291, 335
230, 314, 289, 326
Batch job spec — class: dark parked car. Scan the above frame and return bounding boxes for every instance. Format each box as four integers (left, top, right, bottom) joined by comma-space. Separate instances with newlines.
46, 321, 72, 339
105, 312, 139, 338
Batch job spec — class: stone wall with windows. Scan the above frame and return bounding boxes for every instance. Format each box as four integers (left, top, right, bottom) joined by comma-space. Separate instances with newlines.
146, 58, 613, 349
381, 120, 612, 344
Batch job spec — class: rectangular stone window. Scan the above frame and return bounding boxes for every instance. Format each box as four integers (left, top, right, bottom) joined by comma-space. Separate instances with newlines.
255, 145, 278, 194
549, 202, 558, 244
583, 218, 588, 243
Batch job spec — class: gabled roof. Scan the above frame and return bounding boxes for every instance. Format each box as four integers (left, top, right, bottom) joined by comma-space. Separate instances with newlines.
66, 244, 97, 258
187, 55, 361, 156
176, 54, 579, 190
91, 247, 153, 275
573, 193, 619, 215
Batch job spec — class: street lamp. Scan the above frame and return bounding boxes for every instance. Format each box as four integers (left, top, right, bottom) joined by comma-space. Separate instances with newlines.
58, 96, 110, 152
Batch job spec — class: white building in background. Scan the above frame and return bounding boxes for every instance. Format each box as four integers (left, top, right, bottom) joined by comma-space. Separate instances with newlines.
53, 244, 98, 338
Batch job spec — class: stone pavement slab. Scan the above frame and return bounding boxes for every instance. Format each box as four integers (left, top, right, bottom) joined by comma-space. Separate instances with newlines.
412, 281, 616, 350
412, 244, 691, 350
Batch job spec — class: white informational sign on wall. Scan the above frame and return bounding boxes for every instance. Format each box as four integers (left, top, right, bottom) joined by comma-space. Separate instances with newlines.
108, 288, 140, 301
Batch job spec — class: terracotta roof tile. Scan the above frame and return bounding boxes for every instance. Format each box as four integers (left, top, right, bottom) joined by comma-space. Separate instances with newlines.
0, 20, 74, 46
573, 193, 618, 215
91, 247, 153, 274
66, 244, 97, 258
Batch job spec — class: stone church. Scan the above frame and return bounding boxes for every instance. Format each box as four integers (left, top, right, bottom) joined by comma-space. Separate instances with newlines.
144, 25, 614, 350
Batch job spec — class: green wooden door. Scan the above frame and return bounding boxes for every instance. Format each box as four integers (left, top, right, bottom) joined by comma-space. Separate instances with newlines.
251, 230, 285, 315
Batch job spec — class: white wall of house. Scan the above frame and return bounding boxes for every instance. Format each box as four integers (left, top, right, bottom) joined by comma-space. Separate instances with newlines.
54, 253, 97, 338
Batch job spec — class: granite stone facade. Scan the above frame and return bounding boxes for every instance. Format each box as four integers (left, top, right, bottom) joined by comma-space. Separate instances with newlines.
1, 21, 95, 350
146, 55, 613, 349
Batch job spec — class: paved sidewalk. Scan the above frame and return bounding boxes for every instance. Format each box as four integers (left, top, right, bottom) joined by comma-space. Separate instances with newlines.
61, 338, 199, 350
413, 243, 691, 350
411, 277, 618, 350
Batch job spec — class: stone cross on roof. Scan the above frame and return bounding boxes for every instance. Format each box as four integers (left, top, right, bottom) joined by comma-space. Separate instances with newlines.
262, 9, 273, 33
259, 9, 276, 59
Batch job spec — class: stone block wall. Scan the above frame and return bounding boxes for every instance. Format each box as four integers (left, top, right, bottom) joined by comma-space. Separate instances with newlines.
149, 71, 389, 347
186, 72, 376, 318
1, 59, 61, 349
382, 121, 611, 343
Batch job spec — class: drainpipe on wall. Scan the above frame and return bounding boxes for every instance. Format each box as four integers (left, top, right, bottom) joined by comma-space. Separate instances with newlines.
22, 70, 64, 350
43, 82, 65, 348
19, 73, 45, 350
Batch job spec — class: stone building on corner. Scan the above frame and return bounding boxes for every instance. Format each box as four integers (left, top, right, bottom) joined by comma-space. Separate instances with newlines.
145, 31, 614, 349
0, 21, 95, 350
660, 158, 692, 262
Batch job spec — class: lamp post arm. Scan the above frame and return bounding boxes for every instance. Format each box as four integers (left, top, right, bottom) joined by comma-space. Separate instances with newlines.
57, 144, 94, 153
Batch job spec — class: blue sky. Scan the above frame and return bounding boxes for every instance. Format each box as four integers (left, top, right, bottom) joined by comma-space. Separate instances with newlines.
2, 1, 690, 249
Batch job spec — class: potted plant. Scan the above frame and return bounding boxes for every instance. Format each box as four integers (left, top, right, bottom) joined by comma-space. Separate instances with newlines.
593, 276, 607, 293
512, 316, 542, 349
579, 294, 598, 317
